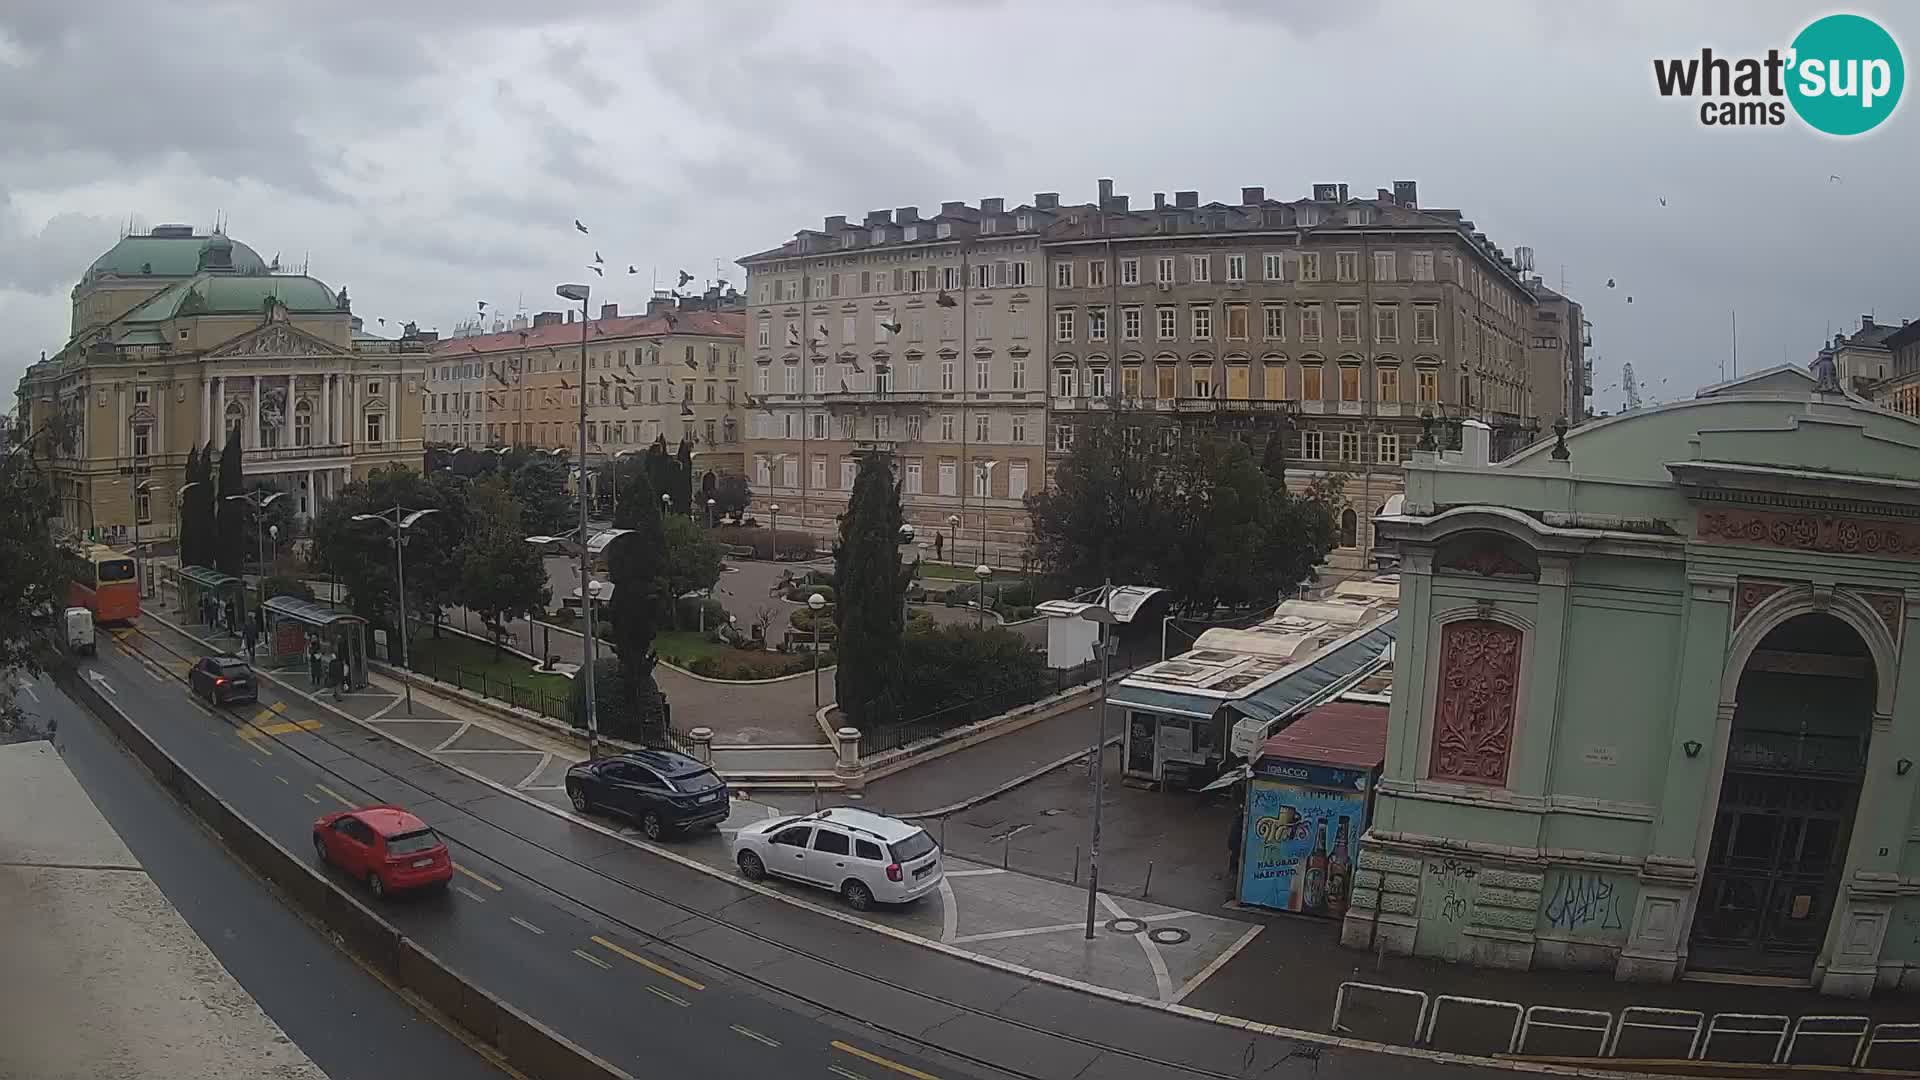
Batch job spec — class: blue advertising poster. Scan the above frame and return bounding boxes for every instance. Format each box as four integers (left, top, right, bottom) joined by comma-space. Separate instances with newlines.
1239, 777, 1368, 917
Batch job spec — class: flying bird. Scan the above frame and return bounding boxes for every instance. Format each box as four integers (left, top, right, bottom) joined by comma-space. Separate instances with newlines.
575, 219, 589, 233
594, 252, 604, 264
880, 320, 901, 336
685, 355, 699, 370
376, 318, 386, 326
677, 270, 693, 288
936, 290, 958, 308
1829, 174, 1843, 183
628, 265, 638, 274
478, 300, 489, 311
588, 265, 603, 276
1657, 198, 1666, 207
1626, 296, 1634, 304
1606, 278, 1616, 289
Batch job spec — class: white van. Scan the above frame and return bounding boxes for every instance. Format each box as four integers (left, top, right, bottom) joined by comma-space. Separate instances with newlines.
64, 607, 95, 656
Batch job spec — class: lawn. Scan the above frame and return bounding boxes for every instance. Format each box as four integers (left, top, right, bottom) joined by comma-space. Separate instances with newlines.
919, 562, 1022, 583
655, 630, 830, 680
405, 630, 572, 702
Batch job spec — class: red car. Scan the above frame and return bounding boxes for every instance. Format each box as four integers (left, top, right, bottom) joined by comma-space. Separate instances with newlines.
312, 806, 453, 898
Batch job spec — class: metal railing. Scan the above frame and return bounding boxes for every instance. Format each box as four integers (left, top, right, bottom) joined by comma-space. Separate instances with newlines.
401, 646, 576, 726
1330, 981, 1916, 1070
859, 658, 1106, 757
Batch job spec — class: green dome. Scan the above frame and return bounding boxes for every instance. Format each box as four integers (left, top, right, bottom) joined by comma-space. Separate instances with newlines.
122, 273, 343, 322
84, 229, 269, 281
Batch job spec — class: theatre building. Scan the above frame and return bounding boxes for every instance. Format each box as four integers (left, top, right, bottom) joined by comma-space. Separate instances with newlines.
1344, 365, 1920, 997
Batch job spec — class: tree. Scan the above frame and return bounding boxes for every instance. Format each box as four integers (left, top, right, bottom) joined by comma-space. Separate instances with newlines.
246, 480, 296, 570
894, 623, 1046, 719
0, 453, 66, 728
713, 473, 751, 516
179, 445, 204, 568
1024, 409, 1173, 590
214, 438, 245, 576
1261, 426, 1290, 488
674, 437, 694, 515
1156, 439, 1287, 611
459, 476, 551, 654
642, 436, 677, 516
509, 457, 571, 536
832, 452, 916, 728
661, 516, 723, 626
604, 464, 669, 734
182, 442, 217, 569
309, 466, 464, 644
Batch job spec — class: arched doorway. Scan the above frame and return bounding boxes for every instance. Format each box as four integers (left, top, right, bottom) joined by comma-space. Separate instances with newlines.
1689, 612, 1876, 977
1339, 507, 1358, 548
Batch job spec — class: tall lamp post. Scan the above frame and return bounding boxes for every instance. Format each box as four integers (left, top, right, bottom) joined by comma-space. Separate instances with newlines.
769, 503, 780, 559
225, 490, 286, 621
1079, 595, 1118, 940
131, 479, 155, 598
946, 514, 959, 565
558, 282, 605, 761
352, 505, 440, 716
706, 497, 716, 528
808, 591, 826, 710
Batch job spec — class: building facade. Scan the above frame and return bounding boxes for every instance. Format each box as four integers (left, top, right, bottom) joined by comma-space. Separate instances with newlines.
13, 226, 426, 543
1526, 281, 1590, 426
1042, 180, 1557, 568
1343, 367, 1920, 997
425, 295, 745, 479
738, 198, 1070, 562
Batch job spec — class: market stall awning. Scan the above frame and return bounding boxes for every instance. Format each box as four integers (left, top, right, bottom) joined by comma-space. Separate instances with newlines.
264, 595, 365, 629
1224, 616, 1397, 725
1105, 682, 1218, 719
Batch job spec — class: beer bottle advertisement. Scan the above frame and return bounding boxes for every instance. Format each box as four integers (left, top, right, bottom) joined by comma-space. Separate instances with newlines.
1238, 778, 1368, 915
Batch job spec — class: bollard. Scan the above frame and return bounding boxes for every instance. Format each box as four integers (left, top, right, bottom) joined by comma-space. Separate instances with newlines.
1143, 860, 1154, 899
1073, 845, 1080, 885
939, 816, 947, 851
1002, 834, 1010, 870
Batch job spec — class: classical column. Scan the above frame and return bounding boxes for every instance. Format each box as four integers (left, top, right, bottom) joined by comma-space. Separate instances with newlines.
115, 383, 127, 458
346, 377, 357, 448
320, 374, 333, 445
215, 378, 227, 447
305, 468, 317, 517
201, 377, 212, 443
249, 374, 261, 449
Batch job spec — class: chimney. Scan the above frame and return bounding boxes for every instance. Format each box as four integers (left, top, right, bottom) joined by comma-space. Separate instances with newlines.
1241, 186, 1265, 205
1174, 191, 1198, 209
1035, 192, 1059, 210
1154, 193, 1167, 211
895, 206, 919, 224
980, 197, 1004, 215
600, 303, 618, 321
940, 201, 966, 216
1377, 188, 1392, 203
1097, 178, 1114, 205
824, 214, 847, 232
647, 295, 675, 317
565, 309, 575, 324
1460, 419, 1492, 467
1861, 314, 1875, 331
532, 311, 562, 329
1393, 180, 1419, 207
1111, 194, 1129, 212
1337, 183, 1349, 201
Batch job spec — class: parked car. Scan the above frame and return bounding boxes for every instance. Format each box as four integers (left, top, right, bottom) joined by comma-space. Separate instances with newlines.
564, 749, 730, 840
188, 655, 257, 705
311, 805, 453, 898
732, 807, 942, 911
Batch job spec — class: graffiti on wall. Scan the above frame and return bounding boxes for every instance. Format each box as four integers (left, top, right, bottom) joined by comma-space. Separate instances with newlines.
1540, 869, 1633, 938
1425, 859, 1478, 924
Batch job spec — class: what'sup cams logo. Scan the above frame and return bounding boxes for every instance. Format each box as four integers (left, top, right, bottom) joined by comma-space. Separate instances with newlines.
1654, 13, 1904, 135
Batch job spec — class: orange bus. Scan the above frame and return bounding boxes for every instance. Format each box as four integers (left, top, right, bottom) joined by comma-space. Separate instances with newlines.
66, 544, 140, 624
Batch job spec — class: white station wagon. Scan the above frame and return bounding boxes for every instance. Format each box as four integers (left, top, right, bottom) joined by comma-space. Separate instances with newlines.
731, 807, 943, 911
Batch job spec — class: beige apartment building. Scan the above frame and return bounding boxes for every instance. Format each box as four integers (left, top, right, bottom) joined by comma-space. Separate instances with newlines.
13, 225, 427, 543
1043, 180, 1564, 567
426, 294, 746, 481
1526, 281, 1590, 425
738, 197, 1069, 560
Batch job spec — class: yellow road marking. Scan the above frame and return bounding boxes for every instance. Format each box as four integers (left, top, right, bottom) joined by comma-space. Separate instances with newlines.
590, 935, 705, 992
302, 793, 321, 805
730, 1025, 780, 1048
453, 863, 502, 892
250, 719, 322, 737
313, 784, 355, 808
571, 948, 610, 970
251, 702, 288, 722
831, 1042, 941, 1080
645, 986, 688, 1008
509, 916, 545, 936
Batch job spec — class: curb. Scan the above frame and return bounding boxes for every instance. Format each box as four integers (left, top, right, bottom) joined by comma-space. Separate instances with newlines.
131, 611, 1690, 1080
895, 734, 1123, 820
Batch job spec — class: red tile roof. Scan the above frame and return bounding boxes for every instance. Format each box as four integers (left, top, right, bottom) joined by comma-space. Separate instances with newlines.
1258, 701, 1388, 770
431, 311, 745, 355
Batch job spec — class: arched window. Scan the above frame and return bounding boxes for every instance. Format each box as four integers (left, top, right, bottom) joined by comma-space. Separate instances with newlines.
1339, 507, 1358, 548
224, 399, 245, 445
293, 400, 313, 447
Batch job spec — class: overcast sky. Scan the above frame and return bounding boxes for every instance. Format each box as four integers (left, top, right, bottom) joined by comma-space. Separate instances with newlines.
2, 0, 1913, 414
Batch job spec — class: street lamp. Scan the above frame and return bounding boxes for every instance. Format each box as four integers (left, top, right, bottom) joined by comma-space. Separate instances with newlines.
351, 506, 440, 716
1079, 597, 1120, 940
131, 479, 155, 598
808, 591, 826, 710
946, 514, 959, 564
225, 490, 286, 623
974, 564, 991, 629
558, 282, 604, 762
769, 503, 780, 560
706, 497, 716, 528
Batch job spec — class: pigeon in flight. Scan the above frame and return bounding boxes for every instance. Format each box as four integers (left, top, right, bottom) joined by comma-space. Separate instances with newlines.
1829, 174, 1843, 183
677, 270, 694, 288
575, 219, 589, 233
1606, 278, 1616, 288
936, 290, 958, 308
685, 356, 699, 370
589, 265, 603, 276
628, 266, 638, 274
478, 300, 489, 311
594, 252, 604, 264
1657, 198, 1666, 207
1626, 296, 1634, 304
880, 320, 902, 336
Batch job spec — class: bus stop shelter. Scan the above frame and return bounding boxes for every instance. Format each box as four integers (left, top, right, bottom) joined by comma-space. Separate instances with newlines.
263, 596, 368, 690
174, 566, 247, 635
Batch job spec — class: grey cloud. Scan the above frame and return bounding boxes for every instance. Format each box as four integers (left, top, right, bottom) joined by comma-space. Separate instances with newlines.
539, 37, 618, 107
0, 191, 120, 295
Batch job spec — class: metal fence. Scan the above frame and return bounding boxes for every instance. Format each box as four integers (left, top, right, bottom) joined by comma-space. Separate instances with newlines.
402, 646, 577, 726
860, 657, 1107, 757
1330, 981, 1920, 1071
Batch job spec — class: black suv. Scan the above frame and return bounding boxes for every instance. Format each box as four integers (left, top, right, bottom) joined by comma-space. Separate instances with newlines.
189, 655, 258, 706
564, 750, 730, 839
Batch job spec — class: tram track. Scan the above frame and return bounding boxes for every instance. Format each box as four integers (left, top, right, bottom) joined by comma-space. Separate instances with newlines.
110, 621, 1327, 1080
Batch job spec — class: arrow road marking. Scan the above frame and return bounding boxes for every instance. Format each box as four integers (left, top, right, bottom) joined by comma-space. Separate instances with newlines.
86, 670, 117, 696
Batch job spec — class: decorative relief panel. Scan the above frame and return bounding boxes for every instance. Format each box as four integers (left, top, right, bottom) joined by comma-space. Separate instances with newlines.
1857, 589, 1903, 643
1699, 509, 1920, 561
1436, 535, 1539, 580
1429, 619, 1524, 787
1733, 578, 1791, 629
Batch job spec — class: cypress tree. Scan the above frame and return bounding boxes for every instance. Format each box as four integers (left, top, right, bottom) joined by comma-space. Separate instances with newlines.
179, 445, 202, 568
215, 437, 244, 576
606, 464, 669, 735
832, 452, 914, 729
675, 436, 694, 515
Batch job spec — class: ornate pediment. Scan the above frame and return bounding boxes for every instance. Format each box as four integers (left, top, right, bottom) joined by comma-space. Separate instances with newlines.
206, 322, 351, 359
1436, 534, 1539, 580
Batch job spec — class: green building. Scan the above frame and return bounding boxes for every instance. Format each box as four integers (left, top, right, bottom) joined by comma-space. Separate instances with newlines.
1343, 365, 1920, 997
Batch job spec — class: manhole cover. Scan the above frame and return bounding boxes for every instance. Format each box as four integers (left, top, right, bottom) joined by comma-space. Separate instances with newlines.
1148, 927, 1191, 945
1105, 917, 1147, 934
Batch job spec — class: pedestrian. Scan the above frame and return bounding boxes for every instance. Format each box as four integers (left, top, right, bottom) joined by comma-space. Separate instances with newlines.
329, 652, 346, 702
308, 640, 323, 687
243, 620, 258, 663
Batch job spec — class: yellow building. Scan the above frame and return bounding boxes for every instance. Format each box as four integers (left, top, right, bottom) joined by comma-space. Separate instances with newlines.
12, 225, 427, 542
425, 295, 745, 480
